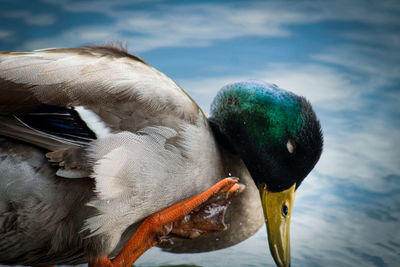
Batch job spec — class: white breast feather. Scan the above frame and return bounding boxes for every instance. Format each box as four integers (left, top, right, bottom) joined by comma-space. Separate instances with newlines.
83, 115, 222, 252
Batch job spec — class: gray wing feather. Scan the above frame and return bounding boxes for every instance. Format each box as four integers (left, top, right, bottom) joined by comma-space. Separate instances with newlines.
0, 46, 201, 176
0, 46, 199, 129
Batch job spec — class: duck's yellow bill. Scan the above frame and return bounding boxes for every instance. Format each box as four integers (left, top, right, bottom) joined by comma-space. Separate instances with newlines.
259, 183, 296, 267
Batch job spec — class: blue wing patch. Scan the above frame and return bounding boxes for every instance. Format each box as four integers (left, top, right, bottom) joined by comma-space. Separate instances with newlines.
16, 104, 97, 144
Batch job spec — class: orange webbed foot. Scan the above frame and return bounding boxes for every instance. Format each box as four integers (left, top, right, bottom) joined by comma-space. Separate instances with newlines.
170, 179, 245, 239
89, 177, 244, 267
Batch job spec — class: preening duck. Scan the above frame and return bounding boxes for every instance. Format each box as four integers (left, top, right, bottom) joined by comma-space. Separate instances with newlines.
0, 46, 323, 267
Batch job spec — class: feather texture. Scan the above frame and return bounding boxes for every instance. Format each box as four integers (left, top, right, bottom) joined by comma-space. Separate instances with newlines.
83, 116, 225, 251
0, 45, 199, 126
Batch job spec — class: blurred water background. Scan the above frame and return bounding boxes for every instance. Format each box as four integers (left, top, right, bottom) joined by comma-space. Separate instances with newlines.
0, 1, 399, 266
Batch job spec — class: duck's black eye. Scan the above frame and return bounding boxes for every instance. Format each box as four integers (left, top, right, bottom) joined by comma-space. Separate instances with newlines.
282, 203, 289, 217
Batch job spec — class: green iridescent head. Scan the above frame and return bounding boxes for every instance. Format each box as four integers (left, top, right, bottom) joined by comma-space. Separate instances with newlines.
209, 80, 322, 267
209, 80, 323, 192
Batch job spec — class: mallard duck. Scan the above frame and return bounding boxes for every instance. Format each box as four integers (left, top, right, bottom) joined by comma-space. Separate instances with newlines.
0, 45, 323, 267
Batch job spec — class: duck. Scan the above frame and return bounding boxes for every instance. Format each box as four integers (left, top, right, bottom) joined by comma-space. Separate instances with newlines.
0, 45, 323, 267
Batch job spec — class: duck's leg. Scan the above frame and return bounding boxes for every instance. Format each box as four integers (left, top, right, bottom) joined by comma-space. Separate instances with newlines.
89, 177, 241, 267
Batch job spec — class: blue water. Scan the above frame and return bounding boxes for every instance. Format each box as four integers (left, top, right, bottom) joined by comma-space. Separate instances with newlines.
1, 1, 399, 266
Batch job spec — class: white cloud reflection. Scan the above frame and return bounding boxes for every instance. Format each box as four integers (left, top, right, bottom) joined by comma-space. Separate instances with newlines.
2, 11, 56, 26
22, 0, 400, 51
0, 30, 13, 39
177, 64, 360, 111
